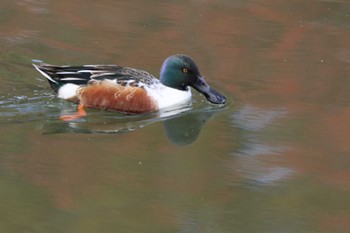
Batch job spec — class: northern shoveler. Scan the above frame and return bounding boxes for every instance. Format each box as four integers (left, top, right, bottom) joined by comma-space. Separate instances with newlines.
33, 54, 226, 120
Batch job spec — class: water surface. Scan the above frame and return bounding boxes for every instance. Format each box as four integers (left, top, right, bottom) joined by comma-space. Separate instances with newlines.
1, 0, 350, 232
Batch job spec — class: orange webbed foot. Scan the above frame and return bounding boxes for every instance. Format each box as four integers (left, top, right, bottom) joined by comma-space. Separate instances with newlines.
59, 104, 87, 121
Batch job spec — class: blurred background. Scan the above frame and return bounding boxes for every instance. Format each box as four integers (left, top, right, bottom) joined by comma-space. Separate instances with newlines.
0, 0, 350, 232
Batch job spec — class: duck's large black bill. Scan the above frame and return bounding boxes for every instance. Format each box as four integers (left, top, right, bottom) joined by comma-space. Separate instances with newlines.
191, 76, 226, 104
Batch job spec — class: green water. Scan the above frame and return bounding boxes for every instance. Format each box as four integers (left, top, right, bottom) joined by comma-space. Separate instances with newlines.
1, 0, 350, 232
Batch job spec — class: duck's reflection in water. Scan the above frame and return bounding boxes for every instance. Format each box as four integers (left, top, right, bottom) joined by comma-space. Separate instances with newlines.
43, 106, 225, 145
162, 109, 217, 145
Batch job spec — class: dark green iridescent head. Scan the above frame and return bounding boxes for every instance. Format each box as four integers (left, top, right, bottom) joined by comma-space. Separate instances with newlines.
160, 54, 226, 104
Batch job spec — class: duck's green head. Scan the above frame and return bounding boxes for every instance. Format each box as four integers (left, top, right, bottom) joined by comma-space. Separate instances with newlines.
160, 54, 226, 104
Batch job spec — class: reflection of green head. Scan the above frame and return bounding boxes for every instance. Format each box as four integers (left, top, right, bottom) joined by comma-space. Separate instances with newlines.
163, 111, 214, 146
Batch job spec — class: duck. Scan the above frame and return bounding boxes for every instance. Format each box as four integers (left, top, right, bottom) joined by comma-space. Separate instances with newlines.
33, 54, 226, 120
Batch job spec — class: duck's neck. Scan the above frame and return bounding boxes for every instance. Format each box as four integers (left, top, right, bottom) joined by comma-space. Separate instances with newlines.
160, 73, 187, 91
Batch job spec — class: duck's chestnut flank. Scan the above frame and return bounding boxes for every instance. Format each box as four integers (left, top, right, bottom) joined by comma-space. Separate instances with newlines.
78, 80, 158, 113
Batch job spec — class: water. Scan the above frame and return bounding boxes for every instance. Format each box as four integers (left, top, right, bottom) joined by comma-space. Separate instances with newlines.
1, 0, 350, 232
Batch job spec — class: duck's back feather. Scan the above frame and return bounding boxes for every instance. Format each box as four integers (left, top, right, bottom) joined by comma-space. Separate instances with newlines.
33, 64, 159, 92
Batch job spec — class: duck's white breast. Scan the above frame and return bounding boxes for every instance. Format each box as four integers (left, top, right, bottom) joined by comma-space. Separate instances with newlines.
144, 84, 192, 110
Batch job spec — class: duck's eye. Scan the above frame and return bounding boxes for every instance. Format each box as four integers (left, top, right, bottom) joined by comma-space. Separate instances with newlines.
182, 68, 188, 73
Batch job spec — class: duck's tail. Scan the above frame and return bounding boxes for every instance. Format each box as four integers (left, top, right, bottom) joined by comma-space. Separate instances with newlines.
33, 63, 92, 93
33, 63, 61, 93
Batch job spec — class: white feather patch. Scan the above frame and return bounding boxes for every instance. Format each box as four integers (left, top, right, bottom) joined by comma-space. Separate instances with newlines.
60, 77, 86, 81
56, 71, 78, 75
57, 83, 79, 99
77, 70, 96, 73
145, 84, 192, 110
